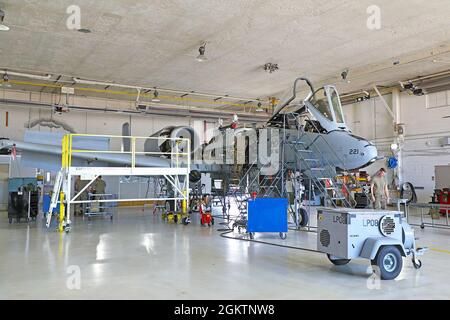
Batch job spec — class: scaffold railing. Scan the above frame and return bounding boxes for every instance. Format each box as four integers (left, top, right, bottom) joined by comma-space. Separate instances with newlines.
48, 133, 190, 232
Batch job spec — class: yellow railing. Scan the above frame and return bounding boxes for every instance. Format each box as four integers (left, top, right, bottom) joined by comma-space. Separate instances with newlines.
61, 133, 190, 169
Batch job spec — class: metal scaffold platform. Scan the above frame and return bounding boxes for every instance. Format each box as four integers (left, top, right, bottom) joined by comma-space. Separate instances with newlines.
46, 133, 190, 232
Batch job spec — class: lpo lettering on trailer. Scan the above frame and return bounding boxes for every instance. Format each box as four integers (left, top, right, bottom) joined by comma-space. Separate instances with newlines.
332, 215, 347, 224
363, 219, 379, 227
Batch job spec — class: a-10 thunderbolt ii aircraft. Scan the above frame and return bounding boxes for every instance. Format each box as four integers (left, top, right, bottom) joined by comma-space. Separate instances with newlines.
189, 77, 378, 176
0, 77, 378, 200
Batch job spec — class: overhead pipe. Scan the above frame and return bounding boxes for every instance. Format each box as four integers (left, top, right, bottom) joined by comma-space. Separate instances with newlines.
73, 77, 261, 102
137, 100, 268, 118
340, 90, 370, 98
399, 69, 450, 86
0, 98, 269, 123
2, 69, 266, 105
1, 70, 52, 81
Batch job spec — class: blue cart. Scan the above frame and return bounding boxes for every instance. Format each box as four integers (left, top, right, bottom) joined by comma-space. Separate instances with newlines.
247, 198, 288, 239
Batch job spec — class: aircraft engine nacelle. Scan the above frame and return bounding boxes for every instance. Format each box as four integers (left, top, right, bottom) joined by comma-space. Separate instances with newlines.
144, 126, 200, 156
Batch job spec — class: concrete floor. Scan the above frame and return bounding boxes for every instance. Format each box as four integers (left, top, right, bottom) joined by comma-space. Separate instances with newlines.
1, 206, 449, 300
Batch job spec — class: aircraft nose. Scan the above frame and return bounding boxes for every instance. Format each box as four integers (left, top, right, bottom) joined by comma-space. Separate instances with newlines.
364, 144, 378, 158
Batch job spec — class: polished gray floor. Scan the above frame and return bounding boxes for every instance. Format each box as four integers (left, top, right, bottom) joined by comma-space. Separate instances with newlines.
1, 206, 449, 300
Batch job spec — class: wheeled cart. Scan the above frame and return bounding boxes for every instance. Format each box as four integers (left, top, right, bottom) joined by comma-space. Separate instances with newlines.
199, 206, 214, 226
84, 193, 117, 221
317, 208, 427, 280
8, 191, 39, 223
246, 198, 288, 240
8, 178, 39, 223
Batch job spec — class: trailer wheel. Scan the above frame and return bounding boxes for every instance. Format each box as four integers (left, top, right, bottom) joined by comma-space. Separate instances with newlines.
327, 254, 351, 265
371, 246, 403, 280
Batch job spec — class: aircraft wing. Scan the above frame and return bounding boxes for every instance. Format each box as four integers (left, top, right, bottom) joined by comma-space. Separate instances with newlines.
0, 139, 170, 171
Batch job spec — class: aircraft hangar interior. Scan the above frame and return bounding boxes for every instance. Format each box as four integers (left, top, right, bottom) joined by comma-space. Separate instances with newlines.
1, 1, 450, 303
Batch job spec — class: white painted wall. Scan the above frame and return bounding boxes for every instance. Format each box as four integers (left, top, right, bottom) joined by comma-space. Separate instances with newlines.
3, 87, 450, 204
343, 90, 450, 202
0, 90, 220, 201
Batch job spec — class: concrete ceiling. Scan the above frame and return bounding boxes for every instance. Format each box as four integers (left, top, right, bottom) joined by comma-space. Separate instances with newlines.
1, 0, 450, 101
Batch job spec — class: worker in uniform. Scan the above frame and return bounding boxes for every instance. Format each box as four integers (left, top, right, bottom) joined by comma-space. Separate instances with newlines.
285, 169, 295, 219
94, 176, 106, 212
74, 176, 87, 216
94, 176, 106, 195
285, 169, 295, 204
370, 168, 390, 209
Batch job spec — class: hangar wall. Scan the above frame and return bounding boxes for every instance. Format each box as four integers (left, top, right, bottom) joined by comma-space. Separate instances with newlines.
0, 89, 219, 142
2, 88, 450, 204
0, 89, 218, 207
343, 90, 450, 202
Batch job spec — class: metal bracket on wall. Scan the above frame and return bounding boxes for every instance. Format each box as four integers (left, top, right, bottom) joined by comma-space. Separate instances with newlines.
373, 85, 396, 120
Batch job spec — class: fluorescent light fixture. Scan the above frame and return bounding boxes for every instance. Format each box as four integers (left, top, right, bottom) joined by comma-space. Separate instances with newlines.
433, 59, 450, 65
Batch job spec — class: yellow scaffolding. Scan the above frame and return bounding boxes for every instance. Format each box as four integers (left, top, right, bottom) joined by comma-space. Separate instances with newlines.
48, 133, 191, 232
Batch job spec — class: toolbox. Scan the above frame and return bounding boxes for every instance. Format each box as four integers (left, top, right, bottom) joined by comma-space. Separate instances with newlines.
247, 198, 288, 239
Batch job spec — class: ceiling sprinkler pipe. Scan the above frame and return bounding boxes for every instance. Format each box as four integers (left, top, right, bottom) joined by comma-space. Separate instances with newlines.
400, 69, 450, 86
1, 70, 52, 81
73, 77, 143, 90
0, 98, 268, 123
341, 90, 370, 98
73, 77, 261, 102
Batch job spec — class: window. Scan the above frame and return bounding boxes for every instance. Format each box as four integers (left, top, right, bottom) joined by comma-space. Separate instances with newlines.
310, 88, 333, 121
329, 87, 345, 123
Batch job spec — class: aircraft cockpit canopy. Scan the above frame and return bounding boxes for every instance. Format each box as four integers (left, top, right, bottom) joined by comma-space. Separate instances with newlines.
307, 86, 349, 132
266, 78, 349, 133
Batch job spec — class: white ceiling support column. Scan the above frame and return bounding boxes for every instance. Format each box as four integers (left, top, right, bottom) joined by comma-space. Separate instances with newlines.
392, 87, 403, 185
392, 88, 401, 125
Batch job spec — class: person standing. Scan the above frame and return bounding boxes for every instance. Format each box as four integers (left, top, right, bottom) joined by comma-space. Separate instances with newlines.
370, 168, 390, 209
285, 169, 295, 206
74, 176, 87, 216
94, 176, 106, 212
94, 176, 106, 195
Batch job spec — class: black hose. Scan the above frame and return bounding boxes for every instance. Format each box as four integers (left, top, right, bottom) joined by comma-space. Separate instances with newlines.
212, 213, 321, 253
219, 229, 320, 253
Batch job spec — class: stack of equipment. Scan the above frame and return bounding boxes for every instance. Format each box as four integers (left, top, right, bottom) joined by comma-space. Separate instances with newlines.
8, 178, 39, 223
